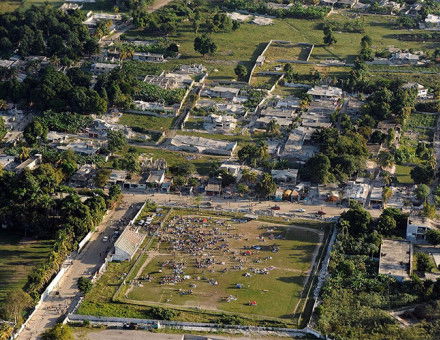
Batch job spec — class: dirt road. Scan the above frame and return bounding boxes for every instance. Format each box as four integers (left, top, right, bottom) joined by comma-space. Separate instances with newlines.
128, 192, 381, 219
17, 197, 146, 340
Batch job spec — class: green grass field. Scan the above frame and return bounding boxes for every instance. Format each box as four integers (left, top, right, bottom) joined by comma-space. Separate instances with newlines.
125, 216, 321, 320
0, 233, 52, 301
78, 210, 325, 326
123, 10, 438, 83
406, 113, 437, 130
119, 113, 175, 132
395, 164, 414, 184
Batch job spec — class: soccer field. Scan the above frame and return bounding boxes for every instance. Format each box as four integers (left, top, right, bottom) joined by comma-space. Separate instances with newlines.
125, 214, 323, 320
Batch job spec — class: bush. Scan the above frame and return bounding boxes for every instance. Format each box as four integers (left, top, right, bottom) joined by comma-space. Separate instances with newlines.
42, 324, 74, 340
77, 277, 93, 294
416, 252, 435, 273
216, 313, 243, 325
148, 307, 178, 320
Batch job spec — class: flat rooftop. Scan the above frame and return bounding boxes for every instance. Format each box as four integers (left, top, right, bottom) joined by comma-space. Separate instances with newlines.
379, 239, 412, 280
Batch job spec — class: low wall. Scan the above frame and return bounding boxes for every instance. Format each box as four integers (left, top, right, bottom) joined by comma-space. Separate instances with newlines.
77, 231, 93, 252
67, 314, 327, 338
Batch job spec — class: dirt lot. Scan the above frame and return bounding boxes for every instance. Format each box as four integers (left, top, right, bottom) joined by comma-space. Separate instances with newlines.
126, 213, 323, 320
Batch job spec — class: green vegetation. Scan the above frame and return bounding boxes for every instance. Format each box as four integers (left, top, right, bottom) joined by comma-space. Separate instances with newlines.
395, 164, 414, 184
0, 235, 52, 302
317, 203, 440, 339
119, 113, 174, 131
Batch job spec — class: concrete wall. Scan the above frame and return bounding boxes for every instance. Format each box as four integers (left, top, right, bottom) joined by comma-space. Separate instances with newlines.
67, 314, 328, 339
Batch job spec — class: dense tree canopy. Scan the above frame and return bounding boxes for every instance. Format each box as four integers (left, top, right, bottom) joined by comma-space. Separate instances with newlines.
0, 5, 99, 60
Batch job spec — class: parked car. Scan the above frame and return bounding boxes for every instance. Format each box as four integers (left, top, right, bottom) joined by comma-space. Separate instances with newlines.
102, 236, 108, 242
294, 208, 305, 213
271, 205, 281, 210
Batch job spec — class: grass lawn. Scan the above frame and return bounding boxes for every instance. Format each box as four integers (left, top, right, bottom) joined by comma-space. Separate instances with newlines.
126, 217, 321, 320
134, 146, 226, 175
395, 164, 414, 184
0, 233, 52, 302
78, 209, 325, 326
177, 130, 255, 143
119, 113, 175, 132
123, 8, 438, 83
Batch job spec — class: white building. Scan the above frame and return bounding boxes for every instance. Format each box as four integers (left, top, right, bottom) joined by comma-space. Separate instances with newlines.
146, 169, 166, 185
207, 114, 237, 132
168, 135, 237, 156
406, 216, 434, 242
113, 225, 146, 261
307, 86, 343, 101
425, 14, 440, 29
402, 82, 429, 99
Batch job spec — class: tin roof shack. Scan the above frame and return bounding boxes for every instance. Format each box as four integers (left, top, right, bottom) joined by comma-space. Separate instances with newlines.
379, 239, 412, 282
168, 135, 237, 156
113, 225, 147, 261
406, 216, 435, 243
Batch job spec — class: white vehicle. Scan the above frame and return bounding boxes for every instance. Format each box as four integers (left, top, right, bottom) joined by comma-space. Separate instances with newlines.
102, 236, 108, 242
293, 208, 306, 213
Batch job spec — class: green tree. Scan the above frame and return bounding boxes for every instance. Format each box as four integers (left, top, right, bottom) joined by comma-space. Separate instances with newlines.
194, 35, 217, 56
416, 184, 431, 202
234, 64, 248, 81
323, 27, 337, 45
360, 35, 372, 49
303, 153, 331, 184
237, 183, 250, 196
94, 169, 111, 188
411, 165, 434, 184
426, 229, 440, 245
423, 202, 436, 219
107, 130, 127, 152
416, 252, 434, 273
23, 120, 48, 145
170, 162, 196, 177
382, 186, 393, 203
42, 324, 74, 340
376, 214, 396, 235
340, 202, 372, 236
0, 289, 32, 323
256, 173, 276, 198
77, 277, 93, 294
266, 119, 281, 136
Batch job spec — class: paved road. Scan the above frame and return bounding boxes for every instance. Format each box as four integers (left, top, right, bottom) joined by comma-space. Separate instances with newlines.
132, 192, 381, 218
75, 329, 288, 340
18, 196, 146, 340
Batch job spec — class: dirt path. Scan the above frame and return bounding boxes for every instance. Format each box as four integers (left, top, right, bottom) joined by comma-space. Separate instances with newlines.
147, 0, 173, 12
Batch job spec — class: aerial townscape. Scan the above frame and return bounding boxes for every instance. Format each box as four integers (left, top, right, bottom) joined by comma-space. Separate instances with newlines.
0, 0, 440, 339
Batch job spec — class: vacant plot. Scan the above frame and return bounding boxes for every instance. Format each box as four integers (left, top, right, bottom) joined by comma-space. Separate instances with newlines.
126, 215, 322, 320
119, 113, 175, 132
395, 164, 414, 184
0, 233, 52, 301
134, 146, 226, 175
406, 113, 437, 130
